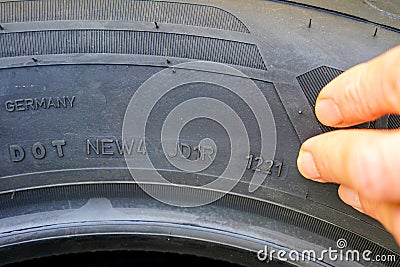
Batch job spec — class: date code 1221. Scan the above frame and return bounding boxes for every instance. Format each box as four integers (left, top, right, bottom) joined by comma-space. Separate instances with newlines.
245, 155, 283, 177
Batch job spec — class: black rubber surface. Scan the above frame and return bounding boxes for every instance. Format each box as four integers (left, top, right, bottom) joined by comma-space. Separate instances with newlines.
297, 66, 343, 133
0, 0, 399, 266
4, 251, 245, 267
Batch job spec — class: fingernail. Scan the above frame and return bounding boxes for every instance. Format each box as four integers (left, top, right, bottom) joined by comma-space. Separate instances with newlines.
297, 151, 321, 180
315, 99, 343, 126
339, 187, 362, 210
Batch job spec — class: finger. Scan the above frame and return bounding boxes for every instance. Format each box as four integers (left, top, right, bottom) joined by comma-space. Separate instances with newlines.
297, 128, 400, 202
315, 45, 400, 127
338, 185, 400, 245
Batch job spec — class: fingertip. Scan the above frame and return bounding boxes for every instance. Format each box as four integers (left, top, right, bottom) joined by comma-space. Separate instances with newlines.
338, 186, 362, 211
298, 137, 329, 182
314, 50, 400, 127
315, 98, 344, 127
299, 135, 317, 151
297, 150, 321, 180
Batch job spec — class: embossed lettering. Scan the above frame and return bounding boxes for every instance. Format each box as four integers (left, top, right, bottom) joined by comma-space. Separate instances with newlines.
25, 98, 34, 110
56, 96, 67, 108
5, 100, 14, 112
180, 143, 191, 159
200, 146, 214, 161
32, 142, 46, 159
101, 139, 114, 155
9, 145, 25, 162
168, 143, 214, 161
15, 99, 24, 111
86, 139, 100, 155
4, 96, 76, 112
137, 138, 146, 155
35, 97, 46, 109
116, 139, 135, 155
51, 140, 66, 157
86, 138, 146, 156
9, 140, 67, 162
66, 96, 76, 107
47, 97, 56, 108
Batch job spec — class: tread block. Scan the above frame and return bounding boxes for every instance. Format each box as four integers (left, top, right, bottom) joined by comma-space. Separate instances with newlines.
0, 30, 266, 70
297, 66, 343, 132
0, 0, 249, 33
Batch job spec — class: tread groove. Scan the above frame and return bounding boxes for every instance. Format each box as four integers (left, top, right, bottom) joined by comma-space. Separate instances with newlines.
0, 0, 249, 33
297, 66, 343, 132
0, 29, 266, 70
388, 115, 400, 129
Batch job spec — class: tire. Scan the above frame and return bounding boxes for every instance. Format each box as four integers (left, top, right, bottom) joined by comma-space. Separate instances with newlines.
0, 0, 399, 266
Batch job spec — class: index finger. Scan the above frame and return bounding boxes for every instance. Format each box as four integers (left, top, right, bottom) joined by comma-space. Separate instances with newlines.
297, 129, 400, 202
315, 46, 400, 128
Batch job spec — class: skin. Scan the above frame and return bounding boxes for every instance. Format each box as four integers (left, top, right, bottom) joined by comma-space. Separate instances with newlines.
297, 45, 400, 245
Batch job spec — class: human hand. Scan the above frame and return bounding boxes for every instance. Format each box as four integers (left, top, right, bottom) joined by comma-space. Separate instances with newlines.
297, 46, 400, 245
